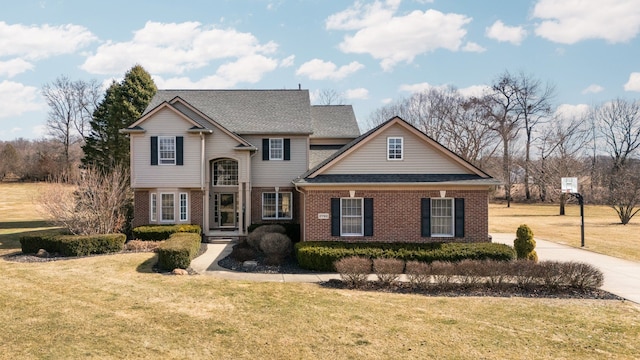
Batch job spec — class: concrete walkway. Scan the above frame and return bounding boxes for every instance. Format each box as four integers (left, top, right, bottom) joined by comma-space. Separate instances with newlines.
191, 234, 640, 303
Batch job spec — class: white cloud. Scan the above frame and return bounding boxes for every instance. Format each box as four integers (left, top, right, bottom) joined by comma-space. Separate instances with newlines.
0, 22, 96, 60
399, 82, 489, 98
296, 59, 364, 80
0, 58, 34, 77
0, 81, 42, 119
81, 21, 279, 80
582, 84, 604, 94
399, 82, 438, 93
155, 55, 278, 88
533, 0, 640, 44
624, 72, 640, 91
280, 55, 295, 67
345, 88, 369, 100
381, 98, 393, 104
326, 2, 471, 71
458, 85, 490, 98
555, 104, 590, 124
462, 42, 486, 53
485, 20, 527, 45
32, 124, 47, 137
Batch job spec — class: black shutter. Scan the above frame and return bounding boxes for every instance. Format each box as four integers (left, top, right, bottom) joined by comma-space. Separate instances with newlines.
455, 198, 465, 238
262, 139, 269, 161
151, 136, 158, 165
421, 198, 431, 237
364, 198, 373, 236
284, 139, 291, 161
331, 198, 340, 237
176, 136, 184, 165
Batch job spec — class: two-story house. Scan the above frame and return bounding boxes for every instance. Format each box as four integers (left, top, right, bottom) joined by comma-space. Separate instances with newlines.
122, 89, 499, 242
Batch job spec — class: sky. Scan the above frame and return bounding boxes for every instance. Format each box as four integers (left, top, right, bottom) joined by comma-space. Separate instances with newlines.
1, 0, 640, 141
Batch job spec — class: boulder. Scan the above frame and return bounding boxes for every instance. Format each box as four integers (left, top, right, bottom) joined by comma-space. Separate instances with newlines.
172, 268, 189, 275
36, 249, 49, 258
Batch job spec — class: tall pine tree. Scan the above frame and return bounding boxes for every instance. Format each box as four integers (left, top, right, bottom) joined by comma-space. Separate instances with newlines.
82, 65, 157, 172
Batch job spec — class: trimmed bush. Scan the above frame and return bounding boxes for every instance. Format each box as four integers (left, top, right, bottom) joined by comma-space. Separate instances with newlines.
230, 245, 257, 262
561, 261, 604, 288
334, 256, 372, 287
373, 258, 405, 285
260, 232, 292, 265
132, 224, 201, 241
430, 261, 455, 285
514, 224, 538, 262
509, 260, 540, 288
124, 240, 162, 252
248, 223, 300, 243
20, 233, 126, 256
157, 232, 202, 270
247, 224, 286, 251
405, 261, 431, 287
295, 241, 516, 271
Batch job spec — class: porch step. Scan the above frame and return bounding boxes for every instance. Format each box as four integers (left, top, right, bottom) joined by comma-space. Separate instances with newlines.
205, 236, 240, 244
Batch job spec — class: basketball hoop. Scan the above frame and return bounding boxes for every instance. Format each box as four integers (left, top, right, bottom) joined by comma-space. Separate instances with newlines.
561, 177, 578, 193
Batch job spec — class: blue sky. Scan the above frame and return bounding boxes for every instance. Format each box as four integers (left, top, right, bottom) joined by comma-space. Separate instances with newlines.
1, 0, 640, 140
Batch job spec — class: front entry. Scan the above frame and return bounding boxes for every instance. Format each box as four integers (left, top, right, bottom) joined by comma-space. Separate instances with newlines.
211, 193, 236, 229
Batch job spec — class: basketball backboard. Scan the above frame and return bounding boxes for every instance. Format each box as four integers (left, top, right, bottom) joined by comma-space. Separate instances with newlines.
561, 177, 578, 193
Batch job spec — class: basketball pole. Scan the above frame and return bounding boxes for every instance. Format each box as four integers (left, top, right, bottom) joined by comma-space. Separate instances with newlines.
570, 192, 585, 248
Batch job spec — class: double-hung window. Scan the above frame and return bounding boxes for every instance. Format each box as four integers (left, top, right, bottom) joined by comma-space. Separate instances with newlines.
387, 137, 403, 160
262, 192, 292, 219
179, 193, 188, 221
269, 138, 284, 160
161, 193, 175, 222
340, 198, 363, 236
159, 136, 176, 165
431, 198, 454, 237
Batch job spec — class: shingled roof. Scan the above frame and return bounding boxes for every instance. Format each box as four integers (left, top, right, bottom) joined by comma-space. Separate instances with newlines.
310, 105, 360, 138
143, 89, 314, 135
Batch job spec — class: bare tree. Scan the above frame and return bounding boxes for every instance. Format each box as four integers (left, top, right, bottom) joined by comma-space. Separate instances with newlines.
41, 76, 101, 176
38, 165, 131, 235
591, 98, 640, 224
315, 89, 345, 105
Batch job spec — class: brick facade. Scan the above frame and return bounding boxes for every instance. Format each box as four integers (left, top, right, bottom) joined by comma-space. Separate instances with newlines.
303, 189, 490, 243
250, 187, 300, 225
133, 190, 150, 228
190, 190, 204, 229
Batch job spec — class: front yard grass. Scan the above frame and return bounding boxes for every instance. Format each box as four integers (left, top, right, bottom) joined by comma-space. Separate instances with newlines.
1, 183, 639, 359
489, 202, 640, 262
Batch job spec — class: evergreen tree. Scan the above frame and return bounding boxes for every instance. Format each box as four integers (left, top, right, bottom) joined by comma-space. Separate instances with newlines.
82, 65, 157, 171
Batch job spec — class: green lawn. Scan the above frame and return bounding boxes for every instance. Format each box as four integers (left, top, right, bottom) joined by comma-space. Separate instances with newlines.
1, 183, 639, 359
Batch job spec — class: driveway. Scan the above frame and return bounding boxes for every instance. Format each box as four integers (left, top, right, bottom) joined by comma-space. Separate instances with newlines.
491, 233, 640, 304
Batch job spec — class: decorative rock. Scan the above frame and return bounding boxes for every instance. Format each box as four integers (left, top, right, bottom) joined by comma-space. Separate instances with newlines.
242, 260, 258, 271
36, 249, 49, 258
172, 268, 189, 275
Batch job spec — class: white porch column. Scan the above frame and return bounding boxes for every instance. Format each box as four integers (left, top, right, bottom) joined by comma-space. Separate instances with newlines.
237, 182, 244, 234
245, 182, 251, 234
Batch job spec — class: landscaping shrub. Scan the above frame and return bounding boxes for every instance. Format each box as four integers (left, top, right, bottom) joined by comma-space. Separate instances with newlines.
132, 224, 201, 241
454, 259, 484, 285
430, 261, 455, 285
483, 260, 510, 286
334, 256, 372, 287
230, 245, 257, 262
295, 241, 515, 271
561, 261, 604, 289
156, 232, 202, 270
514, 224, 538, 262
405, 261, 431, 288
20, 233, 126, 256
537, 261, 564, 288
260, 232, 292, 265
373, 258, 405, 285
124, 240, 162, 252
248, 223, 300, 242
509, 260, 540, 288
246, 224, 285, 251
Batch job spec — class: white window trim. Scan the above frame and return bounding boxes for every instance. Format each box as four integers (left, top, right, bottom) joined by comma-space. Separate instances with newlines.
160, 192, 175, 223
431, 197, 454, 237
158, 136, 176, 165
179, 192, 188, 222
269, 138, 284, 161
150, 193, 157, 222
262, 192, 293, 220
340, 197, 364, 236
387, 137, 403, 161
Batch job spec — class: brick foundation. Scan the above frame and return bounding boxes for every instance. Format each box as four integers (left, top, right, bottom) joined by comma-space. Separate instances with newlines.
303, 189, 490, 243
190, 190, 204, 229
133, 190, 150, 228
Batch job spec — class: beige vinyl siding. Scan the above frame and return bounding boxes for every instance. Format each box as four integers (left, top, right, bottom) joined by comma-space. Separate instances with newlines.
131, 109, 202, 188
323, 124, 473, 175
204, 132, 250, 183
243, 135, 309, 187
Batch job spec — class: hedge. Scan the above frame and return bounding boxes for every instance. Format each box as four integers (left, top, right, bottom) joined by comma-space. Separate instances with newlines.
248, 223, 300, 243
20, 233, 126, 257
157, 232, 202, 270
295, 241, 516, 271
132, 224, 201, 241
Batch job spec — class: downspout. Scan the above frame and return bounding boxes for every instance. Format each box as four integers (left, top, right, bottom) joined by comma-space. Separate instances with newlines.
200, 132, 206, 232
293, 181, 305, 242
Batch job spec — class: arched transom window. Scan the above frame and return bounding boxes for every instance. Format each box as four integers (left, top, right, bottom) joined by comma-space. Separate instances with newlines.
213, 159, 238, 186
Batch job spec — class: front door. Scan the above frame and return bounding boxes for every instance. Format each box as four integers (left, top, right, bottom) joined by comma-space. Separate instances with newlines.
213, 193, 236, 228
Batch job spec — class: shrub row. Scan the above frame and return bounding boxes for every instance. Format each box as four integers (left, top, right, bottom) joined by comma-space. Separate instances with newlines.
295, 241, 516, 271
157, 232, 202, 270
20, 233, 126, 257
132, 224, 201, 241
248, 223, 300, 242
335, 257, 604, 289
